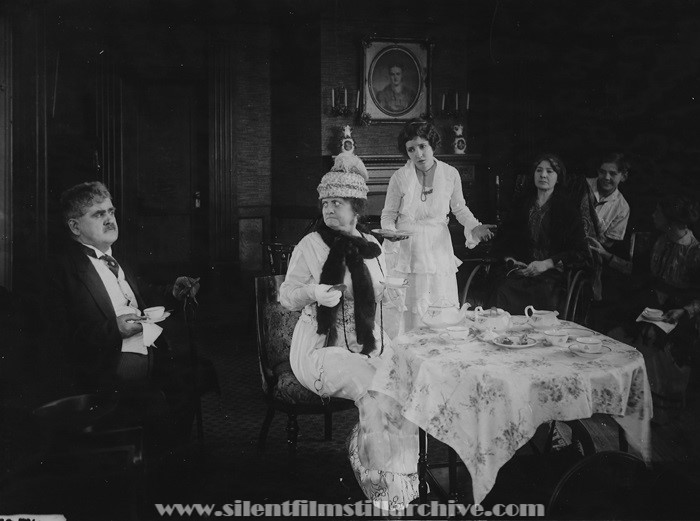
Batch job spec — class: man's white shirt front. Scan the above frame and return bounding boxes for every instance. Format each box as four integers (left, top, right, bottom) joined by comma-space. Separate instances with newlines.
587, 177, 630, 241
81, 243, 160, 355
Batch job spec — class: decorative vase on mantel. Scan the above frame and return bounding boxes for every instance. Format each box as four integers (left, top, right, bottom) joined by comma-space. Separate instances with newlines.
452, 124, 466, 155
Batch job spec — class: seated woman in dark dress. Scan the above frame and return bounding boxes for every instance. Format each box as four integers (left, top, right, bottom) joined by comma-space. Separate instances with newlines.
604, 195, 700, 412
488, 153, 591, 315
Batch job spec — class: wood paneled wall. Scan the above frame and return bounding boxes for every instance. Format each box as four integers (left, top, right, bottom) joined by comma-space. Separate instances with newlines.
0, 17, 12, 288
209, 29, 272, 274
11, 9, 48, 296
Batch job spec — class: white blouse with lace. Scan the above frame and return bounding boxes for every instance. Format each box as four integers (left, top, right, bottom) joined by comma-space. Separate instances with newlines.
380, 159, 482, 334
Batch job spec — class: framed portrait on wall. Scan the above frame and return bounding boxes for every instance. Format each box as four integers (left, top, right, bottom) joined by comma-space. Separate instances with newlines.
361, 37, 432, 124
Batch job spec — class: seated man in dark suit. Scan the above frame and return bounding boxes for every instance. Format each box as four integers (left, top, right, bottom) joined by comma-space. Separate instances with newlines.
43, 181, 202, 447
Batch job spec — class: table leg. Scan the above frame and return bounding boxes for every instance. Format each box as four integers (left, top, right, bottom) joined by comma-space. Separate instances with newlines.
448, 446, 458, 502
418, 428, 428, 503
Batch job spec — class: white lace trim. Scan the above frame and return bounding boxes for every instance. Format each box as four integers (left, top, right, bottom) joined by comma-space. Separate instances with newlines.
347, 423, 419, 512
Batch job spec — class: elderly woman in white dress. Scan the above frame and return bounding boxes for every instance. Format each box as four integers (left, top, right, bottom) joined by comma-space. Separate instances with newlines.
381, 120, 495, 335
279, 154, 418, 511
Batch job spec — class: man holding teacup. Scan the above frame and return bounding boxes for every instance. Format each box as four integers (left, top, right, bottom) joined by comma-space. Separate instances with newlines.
43, 181, 203, 444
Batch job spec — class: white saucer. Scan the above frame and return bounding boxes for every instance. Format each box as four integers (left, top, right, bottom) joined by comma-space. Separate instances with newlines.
558, 328, 593, 341
144, 311, 171, 324
493, 334, 537, 349
445, 325, 467, 331
569, 343, 610, 359
372, 229, 413, 239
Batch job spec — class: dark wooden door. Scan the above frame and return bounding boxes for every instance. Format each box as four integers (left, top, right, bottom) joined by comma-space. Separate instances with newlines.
126, 81, 207, 281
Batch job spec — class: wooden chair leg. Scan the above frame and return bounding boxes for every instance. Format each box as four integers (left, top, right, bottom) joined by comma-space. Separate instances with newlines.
448, 446, 458, 502
286, 413, 299, 459
258, 406, 275, 451
324, 411, 332, 440
618, 424, 629, 452
567, 420, 596, 456
543, 421, 556, 453
418, 428, 428, 503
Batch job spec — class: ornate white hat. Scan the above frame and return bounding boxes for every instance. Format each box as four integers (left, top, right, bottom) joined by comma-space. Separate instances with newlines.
317, 154, 369, 200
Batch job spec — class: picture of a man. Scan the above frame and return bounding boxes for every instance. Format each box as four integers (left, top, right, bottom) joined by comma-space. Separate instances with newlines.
375, 62, 417, 114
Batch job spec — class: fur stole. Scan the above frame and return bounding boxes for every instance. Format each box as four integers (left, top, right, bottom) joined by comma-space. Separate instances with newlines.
315, 222, 381, 355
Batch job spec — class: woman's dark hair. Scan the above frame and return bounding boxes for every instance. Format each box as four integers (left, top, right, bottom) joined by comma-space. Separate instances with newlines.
599, 152, 630, 177
349, 198, 367, 217
397, 119, 441, 156
532, 152, 567, 186
658, 194, 699, 227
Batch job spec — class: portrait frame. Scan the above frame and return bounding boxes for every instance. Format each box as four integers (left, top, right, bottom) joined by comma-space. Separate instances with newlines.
361, 37, 433, 124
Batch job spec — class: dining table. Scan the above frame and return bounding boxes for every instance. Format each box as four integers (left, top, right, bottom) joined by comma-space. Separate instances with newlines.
369, 318, 652, 505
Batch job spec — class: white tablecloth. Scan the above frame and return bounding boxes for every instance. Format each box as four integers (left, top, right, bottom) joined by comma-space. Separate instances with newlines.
369, 320, 652, 504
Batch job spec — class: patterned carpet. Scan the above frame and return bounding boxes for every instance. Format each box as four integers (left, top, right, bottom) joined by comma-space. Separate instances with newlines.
2, 292, 700, 520
150, 320, 366, 508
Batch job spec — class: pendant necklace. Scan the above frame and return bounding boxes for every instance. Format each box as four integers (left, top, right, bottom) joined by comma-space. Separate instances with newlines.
420, 163, 435, 202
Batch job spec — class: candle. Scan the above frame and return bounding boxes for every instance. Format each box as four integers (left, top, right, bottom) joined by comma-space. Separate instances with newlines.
441, 94, 445, 111
356, 90, 359, 110
331, 88, 335, 107
496, 175, 500, 186
456, 92, 459, 110
467, 91, 471, 110
344, 88, 347, 106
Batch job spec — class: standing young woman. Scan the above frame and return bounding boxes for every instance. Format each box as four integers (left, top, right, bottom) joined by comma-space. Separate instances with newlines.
380, 119, 495, 335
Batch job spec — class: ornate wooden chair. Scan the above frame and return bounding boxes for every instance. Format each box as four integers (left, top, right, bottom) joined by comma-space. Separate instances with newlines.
459, 263, 593, 324
254, 275, 354, 459
261, 242, 296, 276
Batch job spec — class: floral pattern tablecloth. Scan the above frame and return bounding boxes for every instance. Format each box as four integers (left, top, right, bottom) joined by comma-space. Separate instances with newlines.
369, 320, 652, 505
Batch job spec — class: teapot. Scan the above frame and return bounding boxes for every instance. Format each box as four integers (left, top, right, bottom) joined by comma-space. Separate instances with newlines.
421, 298, 471, 329
473, 306, 511, 332
525, 306, 559, 328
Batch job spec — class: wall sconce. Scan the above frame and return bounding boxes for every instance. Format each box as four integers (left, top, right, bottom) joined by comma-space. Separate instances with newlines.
439, 91, 470, 119
329, 87, 357, 117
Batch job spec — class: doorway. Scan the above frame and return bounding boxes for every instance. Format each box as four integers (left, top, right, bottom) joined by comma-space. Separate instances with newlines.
123, 80, 208, 282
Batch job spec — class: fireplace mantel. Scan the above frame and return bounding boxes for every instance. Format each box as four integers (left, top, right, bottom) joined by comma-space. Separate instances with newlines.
324, 153, 484, 216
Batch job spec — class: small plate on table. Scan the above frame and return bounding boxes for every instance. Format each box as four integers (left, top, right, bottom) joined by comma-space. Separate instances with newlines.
493, 334, 538, 349
568, 343, 611, 359
557, 328, 594, 342
371, 229, 414, 240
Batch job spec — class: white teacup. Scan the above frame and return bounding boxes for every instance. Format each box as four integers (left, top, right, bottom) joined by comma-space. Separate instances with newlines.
143, 306, 165, 320
543, 329, 569, 347
576, 336, 602, 353
643, 308, 663, 320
